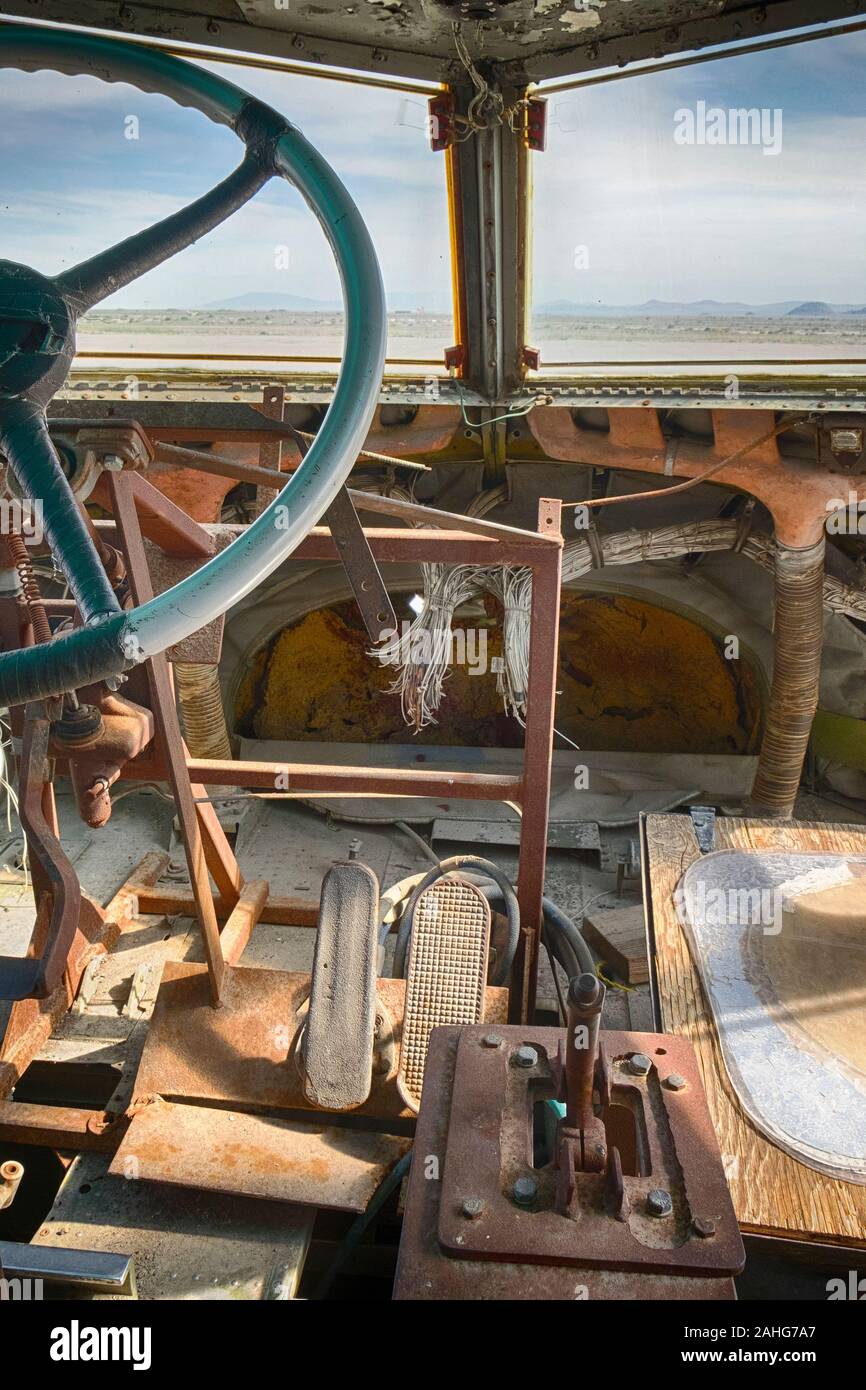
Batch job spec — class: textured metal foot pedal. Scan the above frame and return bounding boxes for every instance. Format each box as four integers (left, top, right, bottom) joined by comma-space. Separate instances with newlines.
303, 861, 380, 1111
397, 876, 490, 1113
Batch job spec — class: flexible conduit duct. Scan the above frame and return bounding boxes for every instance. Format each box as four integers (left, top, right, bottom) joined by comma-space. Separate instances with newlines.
750, 539, 826, 818
0, 27, 386, 706
175, 663, 233, 762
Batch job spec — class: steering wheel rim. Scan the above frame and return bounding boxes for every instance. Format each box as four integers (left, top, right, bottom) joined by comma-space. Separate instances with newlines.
0, 23, 387, 706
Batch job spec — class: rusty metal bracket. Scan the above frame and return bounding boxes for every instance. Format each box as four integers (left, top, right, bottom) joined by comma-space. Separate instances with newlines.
286, 423, 396, 643
394, 1025, 740, 1301
0, 704, 80, 1000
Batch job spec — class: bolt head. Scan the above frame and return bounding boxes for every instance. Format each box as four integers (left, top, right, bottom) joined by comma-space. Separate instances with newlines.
665, 1073, 687, 1091
692, 1216, 717, 1238
481, 1033, 503, 1049
628, 1052, 652, 1077
513, 1046, 538, 1069
461, 1197, 484, 1220
647, 1188, 673, 1218
512, 1176, 538, 1207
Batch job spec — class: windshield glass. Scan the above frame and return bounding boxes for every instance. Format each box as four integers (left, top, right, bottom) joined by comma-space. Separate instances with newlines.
0, 53, 453, 370
531, 28, 866, 376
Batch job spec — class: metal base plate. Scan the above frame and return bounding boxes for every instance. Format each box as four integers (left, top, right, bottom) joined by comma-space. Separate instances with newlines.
110, 1099, 410, 1212
134, 961, 509, 1120
394, 1028, 738, 1301
435, 1024, 743, 1275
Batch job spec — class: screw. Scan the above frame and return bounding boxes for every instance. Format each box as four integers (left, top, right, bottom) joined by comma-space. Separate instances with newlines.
512, 1176, 538, 1207
647, 1189, 673, 1218
665, 1073, 687, 1091
692, 1216, 716, 1238
102, 454, 124, 472
628, 1052, 652, 1077
462, 1197, 484, 1220
513, 1046, 538, 1069
481, 1033, 503, 1048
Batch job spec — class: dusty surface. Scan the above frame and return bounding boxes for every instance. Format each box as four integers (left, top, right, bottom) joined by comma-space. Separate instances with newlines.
78, 309, 866, 369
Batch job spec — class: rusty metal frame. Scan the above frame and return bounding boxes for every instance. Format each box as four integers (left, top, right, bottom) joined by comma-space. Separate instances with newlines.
0, 707, 81, 1001
0, 853, 169, 1103
106, 485, 563, 1021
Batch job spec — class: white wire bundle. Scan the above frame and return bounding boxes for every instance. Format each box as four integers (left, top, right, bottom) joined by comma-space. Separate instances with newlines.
741, 534, 866, 622
483, 566, 533, 724
369, 497, 866, 734
561, 519, 739, 583
0, 710, 27, 885
562, 519, 866, 621
0, 713, 19, 834
377, 562, 488, 731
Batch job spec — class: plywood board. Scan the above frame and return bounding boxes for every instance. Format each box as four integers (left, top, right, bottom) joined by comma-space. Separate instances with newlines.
645, 814, 866, 1247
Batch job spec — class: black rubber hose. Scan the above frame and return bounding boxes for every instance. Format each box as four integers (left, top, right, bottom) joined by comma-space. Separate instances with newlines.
476, 885, 594, 978
392, 855, 520, 987
541, 895, 597, 977
312, 1149, 412, 1301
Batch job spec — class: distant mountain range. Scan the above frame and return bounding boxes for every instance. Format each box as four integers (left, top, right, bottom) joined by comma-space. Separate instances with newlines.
535, 298, 866, 317
105, 293, 866, 318
200, 291, 451, 313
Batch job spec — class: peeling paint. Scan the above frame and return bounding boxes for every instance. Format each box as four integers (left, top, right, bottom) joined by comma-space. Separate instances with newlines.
560, 4, 606, 35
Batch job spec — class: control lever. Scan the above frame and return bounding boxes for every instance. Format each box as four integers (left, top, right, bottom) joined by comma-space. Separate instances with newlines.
555, 973, 608, 1210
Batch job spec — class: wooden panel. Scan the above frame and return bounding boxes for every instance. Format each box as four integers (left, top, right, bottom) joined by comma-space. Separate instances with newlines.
646, 814, 866, 1247
582, 904, 649, 985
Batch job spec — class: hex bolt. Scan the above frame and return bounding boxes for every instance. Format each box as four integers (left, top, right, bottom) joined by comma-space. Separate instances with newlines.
647, 1188, 673, 1218
462, 1197, 485, 1220
513, 1046, 538, 1069
665, 1073, 687, 1091
512, 1176, 538, 1207
481, 1033, 503, 1049
692, 1216, 717, 1239
627, 1052, 652, 1077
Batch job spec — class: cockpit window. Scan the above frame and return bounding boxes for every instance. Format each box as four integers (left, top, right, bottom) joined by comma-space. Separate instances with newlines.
530, 28, 866, 378
0, 57, 453, 372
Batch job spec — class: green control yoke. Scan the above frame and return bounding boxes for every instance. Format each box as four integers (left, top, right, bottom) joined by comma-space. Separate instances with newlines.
0, 23, 386, 705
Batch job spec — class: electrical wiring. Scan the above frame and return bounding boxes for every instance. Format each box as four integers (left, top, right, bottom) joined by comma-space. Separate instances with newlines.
455, 377, 544, 431
312, 1149, 412, 1300
559, 415, 808, 515
377, 561, 489, 730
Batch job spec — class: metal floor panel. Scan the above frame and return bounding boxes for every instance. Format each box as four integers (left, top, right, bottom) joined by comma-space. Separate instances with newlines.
32, 1151, 314, 1301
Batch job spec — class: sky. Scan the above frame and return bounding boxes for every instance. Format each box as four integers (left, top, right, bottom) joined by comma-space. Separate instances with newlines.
534, 27, 866, 307
0, 23, 864, 313
0, 53, 453, 312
